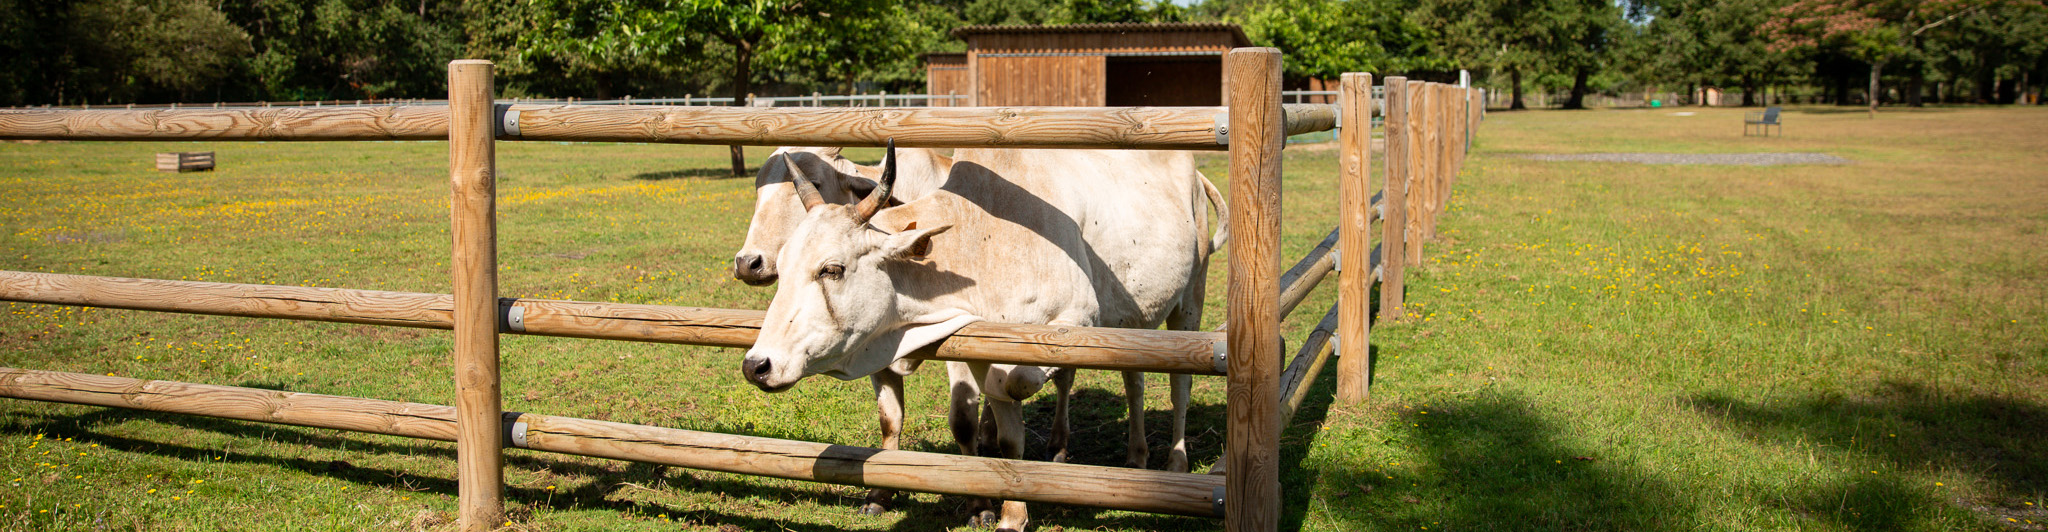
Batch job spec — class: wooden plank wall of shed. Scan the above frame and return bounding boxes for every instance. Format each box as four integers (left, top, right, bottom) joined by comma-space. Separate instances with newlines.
975, 55, 1106, 106
927, 64, 970, 107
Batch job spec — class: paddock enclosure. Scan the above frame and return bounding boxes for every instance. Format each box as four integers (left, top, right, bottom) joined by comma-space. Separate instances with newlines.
0, 50, 1483, 531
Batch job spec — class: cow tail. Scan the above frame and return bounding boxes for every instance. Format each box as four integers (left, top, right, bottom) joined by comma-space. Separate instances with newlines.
1199, 171, 1229, 255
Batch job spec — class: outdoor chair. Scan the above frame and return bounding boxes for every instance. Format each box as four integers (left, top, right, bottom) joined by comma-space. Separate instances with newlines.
1745, 106, 1782, 137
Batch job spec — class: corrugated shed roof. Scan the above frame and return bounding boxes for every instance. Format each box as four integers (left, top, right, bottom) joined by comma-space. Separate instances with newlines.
950, 22, 1251, 47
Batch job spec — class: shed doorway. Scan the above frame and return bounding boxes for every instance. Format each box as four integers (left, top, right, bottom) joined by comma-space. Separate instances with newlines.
1105, 56, 1224, 107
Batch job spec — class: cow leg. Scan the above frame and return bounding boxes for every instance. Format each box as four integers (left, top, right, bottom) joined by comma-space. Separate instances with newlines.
1165, 373, 1192, 472
1121, 371, 1151, 469
861, 371, 906, 515
987, 370, 1037, 532
950, 362, 997, 524
1162, 305, 1203, 473
1047, 367, 1075, 463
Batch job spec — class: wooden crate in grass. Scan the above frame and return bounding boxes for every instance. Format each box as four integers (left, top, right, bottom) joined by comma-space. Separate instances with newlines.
155, 152, 214, 172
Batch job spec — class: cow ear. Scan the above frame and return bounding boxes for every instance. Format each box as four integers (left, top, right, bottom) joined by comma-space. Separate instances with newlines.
845, 176, 877, 199
881, 224, 951, 261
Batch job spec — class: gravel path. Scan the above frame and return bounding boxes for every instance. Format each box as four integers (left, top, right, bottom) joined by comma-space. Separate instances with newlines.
1521, 152, 1852, 166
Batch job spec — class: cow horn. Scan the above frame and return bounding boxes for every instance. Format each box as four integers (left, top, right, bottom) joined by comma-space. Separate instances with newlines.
853, 138, 895, 223
781, 152, 826, 211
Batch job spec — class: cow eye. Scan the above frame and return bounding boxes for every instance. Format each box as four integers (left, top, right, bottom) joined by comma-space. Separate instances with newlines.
818, 264, 845, 280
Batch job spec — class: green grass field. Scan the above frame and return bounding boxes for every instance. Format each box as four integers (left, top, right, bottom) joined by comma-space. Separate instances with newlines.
2, 105, 2044, 531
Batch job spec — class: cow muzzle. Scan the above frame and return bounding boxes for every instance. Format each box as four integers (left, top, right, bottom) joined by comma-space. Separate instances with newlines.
732, 253, 778, 286
740, 352, 796, 393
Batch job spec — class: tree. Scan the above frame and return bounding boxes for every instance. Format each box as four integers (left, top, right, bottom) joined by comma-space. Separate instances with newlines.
525, 0, 891, 176
1414, 0, 1627, 109
1629, 0, 1800, 106
1767, 0, 1990, 116
1238, 0, 1452, 81
1546, 0, 1623, 108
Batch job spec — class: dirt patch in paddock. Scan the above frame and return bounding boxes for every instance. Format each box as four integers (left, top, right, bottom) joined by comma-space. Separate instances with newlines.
1520, 152, 1852, 165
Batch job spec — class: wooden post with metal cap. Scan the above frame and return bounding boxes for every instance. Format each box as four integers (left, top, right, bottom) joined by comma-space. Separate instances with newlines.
448, 59, 504, 532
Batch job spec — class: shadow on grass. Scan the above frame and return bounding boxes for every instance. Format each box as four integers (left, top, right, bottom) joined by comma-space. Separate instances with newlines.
0, 408, 974, 531
1686, 381, 2048, 530
0, 379, 1245, 531
1316, 390, 1697, 531
632, 167, 748, 181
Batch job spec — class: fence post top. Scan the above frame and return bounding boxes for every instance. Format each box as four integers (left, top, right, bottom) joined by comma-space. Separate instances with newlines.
451, 59, 493, 67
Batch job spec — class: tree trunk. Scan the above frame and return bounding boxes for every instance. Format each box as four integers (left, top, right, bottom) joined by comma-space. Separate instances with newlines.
1509, 69, 1526, 110
2021, 70, 2032, 105
1564, 67, 1590, 109
1867, 59, 1882, 118
1741, 74, 1757, 107
1907, 71, 1925, 107
1976, 68, 1995, 103
728, 46, 754, 177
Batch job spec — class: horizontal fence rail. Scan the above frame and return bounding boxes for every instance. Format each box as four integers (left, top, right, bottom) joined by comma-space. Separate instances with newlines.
0, 271, 1224, 375
9, 90, 1354, 111
0, 367, 1224, 517
0, 103, 1340, 150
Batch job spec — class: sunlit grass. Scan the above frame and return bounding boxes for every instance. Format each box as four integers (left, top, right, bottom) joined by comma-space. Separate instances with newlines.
3, 104, 2045, 531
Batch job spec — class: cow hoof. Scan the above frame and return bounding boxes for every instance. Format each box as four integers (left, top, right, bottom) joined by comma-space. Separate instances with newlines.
968, 510, 999, 528
1048, 450, 1069, 463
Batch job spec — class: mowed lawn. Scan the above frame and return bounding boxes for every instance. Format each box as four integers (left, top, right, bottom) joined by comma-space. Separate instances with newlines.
1, 104, 2044, 531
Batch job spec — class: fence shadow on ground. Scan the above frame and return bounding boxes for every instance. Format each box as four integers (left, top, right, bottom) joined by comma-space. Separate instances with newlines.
0, 406, 975, 531
1314, 391, 1697, 531
0, 377, 1259, 531
1685, 380, 2048, 531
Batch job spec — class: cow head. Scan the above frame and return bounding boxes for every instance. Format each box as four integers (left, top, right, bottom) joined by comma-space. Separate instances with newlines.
740, 141, 970, 392
733, 147, 883, 286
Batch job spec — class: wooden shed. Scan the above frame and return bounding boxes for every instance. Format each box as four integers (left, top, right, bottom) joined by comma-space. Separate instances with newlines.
928, 23, 1254, 107
924, 53, 969, 107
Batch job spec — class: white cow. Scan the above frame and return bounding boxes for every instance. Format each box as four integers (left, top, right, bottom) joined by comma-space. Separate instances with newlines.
732, 146, 957, 515
735, 145, 1223, 470
740, 144, 1219, 531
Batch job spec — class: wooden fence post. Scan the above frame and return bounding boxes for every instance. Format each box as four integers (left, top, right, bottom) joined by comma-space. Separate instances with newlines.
1336, 73, 1373, 404
1379, 77, 1410, 322
1430, 84, 1446, 241
1404, 80, 1428, 266
1437, 85, 1454, 214
447, 59, 504, 532
1429, 84, 1447, 240
1224, 47, 1283, 532
1464, 88, 1476, 155
1449, 86, 1462, 200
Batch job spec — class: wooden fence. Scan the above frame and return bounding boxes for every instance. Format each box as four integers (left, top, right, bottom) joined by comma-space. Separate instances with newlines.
0, 50, 1482, 532
10, 91, 1343, 110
